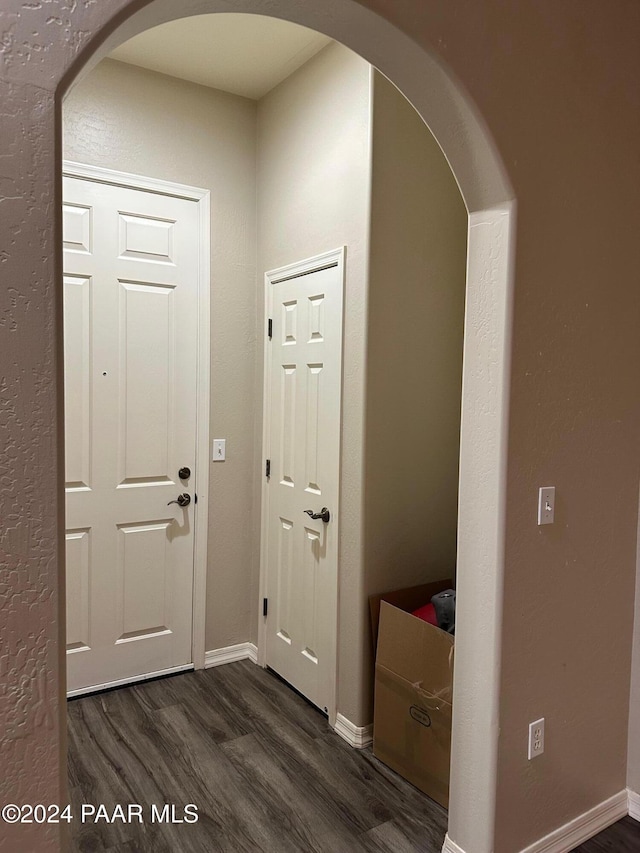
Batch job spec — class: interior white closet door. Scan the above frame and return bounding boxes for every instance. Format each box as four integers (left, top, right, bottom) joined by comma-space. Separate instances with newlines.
263, 250, 344, 715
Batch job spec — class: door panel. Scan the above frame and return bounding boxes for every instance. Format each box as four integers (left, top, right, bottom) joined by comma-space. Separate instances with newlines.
118, 279, 175, 483
65, 529, 91, 652
264, 254, 344, 715
63, 174, 199, 694
305, 363, 323, 493
116, 520, 174, 640
63, 274, 92, 490
63, 202, 92, 254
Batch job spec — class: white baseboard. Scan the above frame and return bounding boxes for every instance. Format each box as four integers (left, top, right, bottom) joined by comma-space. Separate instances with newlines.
333, 713, 373, 749
628, 788, 640, 822
441, 790, 628, 853
204, 642, 258, 668
519, 789, 628, 853
441, 834, 465, 853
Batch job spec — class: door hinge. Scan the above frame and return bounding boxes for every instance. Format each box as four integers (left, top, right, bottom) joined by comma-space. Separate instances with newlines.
268, 318, 273, 340
265, 459, 271, 478
263, 598, 268, 617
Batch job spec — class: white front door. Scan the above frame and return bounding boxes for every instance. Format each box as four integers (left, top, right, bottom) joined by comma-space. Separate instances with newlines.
263, 249, 344, 716
63, 171, 200, 695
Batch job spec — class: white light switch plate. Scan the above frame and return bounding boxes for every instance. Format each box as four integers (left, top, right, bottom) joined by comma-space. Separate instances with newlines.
538, 486, 555, 525
213, 439, 226, 461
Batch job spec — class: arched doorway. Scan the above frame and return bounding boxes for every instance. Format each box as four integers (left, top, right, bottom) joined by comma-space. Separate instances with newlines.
1, 3, 515, 852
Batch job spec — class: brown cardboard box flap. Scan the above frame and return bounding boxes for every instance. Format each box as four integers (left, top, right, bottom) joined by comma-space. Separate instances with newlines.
369, 578, 453, 650
376, 600, 454, 697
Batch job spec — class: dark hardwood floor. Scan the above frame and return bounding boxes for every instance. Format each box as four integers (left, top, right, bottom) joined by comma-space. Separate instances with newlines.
67, 661, 448, 852
67, 661, 640, 852
573, 816, 640, 852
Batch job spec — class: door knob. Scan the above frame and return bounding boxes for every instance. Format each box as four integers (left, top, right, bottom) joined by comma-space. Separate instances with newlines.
303, 507, 330, 523
168, 493, 191, 507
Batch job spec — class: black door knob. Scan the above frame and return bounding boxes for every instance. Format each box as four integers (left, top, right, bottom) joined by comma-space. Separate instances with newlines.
168, 493, 191, 507
303, 507, 330, 523
178, 467, 191, 480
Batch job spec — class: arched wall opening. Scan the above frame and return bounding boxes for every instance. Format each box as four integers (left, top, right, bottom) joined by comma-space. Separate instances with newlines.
2, 3, 515, 852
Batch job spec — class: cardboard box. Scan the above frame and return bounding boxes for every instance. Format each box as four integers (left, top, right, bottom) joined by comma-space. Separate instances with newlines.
370, 581, 454, 808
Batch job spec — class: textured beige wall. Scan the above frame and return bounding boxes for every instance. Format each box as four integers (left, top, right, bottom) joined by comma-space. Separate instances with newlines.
63, 59, 258, 652
2, 2, 640, 853
480, 3, 639, 848
256, 42, 372, 719
363, 71, 467, 710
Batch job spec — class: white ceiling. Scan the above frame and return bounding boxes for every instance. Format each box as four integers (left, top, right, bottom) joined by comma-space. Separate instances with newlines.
109, 14, 333, 100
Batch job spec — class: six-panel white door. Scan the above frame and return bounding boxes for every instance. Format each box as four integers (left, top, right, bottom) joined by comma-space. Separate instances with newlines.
263, 251, 344, 715
63, 173, 199, 695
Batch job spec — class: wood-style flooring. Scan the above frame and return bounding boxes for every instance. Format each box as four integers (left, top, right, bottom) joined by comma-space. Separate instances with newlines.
67, 661, 640, 852
574, 816, 640, 852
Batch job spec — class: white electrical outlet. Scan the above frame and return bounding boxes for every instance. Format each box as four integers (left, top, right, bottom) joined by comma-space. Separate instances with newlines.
528, 717, 545, 759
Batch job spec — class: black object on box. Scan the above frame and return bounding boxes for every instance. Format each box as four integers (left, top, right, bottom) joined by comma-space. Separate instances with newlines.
431, 589, 456, 634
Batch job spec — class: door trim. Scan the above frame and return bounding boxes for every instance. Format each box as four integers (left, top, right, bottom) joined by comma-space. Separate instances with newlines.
258, 246, 346, 727
62, 160, 211, 672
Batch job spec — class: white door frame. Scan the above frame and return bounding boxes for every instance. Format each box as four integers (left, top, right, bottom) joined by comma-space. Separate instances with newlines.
258, 247, 346, 727
62, 160, 211, 672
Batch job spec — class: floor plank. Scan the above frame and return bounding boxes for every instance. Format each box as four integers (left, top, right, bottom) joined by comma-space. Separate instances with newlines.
67, 661, 640, 852
571, 815, 640, 852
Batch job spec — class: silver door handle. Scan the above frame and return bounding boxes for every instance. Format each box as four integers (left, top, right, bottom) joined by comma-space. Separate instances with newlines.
168, 493, 191, 507
304, 507, 330, 523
